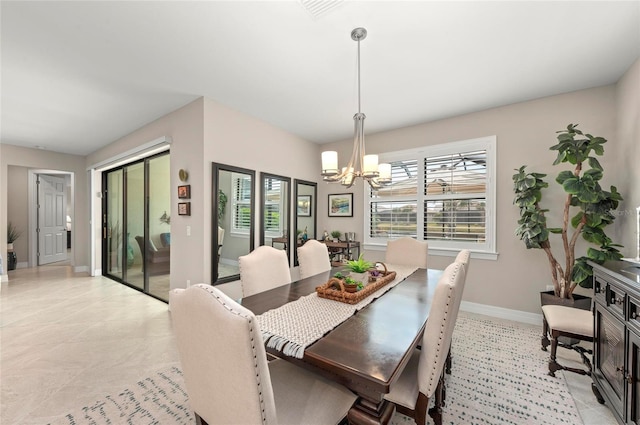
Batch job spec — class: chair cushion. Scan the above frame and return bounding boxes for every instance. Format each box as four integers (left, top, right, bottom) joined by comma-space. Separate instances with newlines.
542, 304, 593, 337
384, 349, 420, 409
269, 359, 357, 425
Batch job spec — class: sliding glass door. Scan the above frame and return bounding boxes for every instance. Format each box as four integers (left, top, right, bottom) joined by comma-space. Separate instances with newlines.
102, 151, 170, 301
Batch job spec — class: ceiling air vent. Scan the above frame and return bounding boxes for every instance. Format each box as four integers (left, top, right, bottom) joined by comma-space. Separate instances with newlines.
298, 0, 343, 19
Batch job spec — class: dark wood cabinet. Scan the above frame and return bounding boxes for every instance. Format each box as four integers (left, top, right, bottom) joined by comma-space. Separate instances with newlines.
591, 261, 640, 424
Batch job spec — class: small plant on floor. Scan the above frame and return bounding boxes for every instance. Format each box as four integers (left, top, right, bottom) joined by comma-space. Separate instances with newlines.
7, 221, 22, 245
513, 124, 623, 299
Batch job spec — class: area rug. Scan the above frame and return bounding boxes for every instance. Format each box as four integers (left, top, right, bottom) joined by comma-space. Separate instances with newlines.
55, 313, 583, 425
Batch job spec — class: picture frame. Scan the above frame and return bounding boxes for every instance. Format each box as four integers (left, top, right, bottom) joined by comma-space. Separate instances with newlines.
297, 195, 311, 217
178, 202, 191, 216
178, 184, 191, 199
328, 193, 353, 217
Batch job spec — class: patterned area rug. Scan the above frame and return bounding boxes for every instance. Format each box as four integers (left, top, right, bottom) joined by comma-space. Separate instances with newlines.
55, 313, 583, 425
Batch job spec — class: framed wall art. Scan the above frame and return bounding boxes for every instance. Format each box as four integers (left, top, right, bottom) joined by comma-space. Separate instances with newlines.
328, 193, 353, 217
178, 185, 191, 199
178, 202, 191, 216
297, 195, 311, 217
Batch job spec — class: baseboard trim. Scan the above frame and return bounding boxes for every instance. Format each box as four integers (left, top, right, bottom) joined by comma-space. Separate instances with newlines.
74, 265, 88, 273
461, 300, 542, 325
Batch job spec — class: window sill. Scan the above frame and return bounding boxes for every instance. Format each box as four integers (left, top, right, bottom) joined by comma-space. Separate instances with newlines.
364, 243, 498, 261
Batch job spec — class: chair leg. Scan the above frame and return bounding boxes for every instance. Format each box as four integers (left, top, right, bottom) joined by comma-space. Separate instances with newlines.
548, 332, 561, 377
541, 315, 550, 351
414, 392, 430, 425
428, 377, 444, 425
548, 330, 591, 377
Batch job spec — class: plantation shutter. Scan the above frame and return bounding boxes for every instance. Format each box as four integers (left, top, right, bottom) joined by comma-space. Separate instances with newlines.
233, 173, 252, 232
423, 150, 487, 243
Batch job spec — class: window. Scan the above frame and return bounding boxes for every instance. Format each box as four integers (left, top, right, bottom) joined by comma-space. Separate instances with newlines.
232, 173, 252, 233
264, 179, 283, 236
365, 136, 496, 257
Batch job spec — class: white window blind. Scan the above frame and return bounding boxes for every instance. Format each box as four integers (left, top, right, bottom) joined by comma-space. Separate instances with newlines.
232, 173, 252, 233
264, 180, 282, 235
424, 150, 487, 243
365, 136, 496, 256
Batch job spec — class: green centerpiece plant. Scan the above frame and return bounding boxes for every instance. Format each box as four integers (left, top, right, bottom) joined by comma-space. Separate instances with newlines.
512, 124, 623, 300
346, 254, 374, 286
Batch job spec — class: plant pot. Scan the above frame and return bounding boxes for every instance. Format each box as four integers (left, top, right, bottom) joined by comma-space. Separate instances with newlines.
349, 272, 368, 286
540, 290, 592, 311
7, 243, 14, 252
7, 251, 17, 271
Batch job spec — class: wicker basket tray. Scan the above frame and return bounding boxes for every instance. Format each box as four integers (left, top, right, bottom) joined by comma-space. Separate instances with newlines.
316, 263, 396, 304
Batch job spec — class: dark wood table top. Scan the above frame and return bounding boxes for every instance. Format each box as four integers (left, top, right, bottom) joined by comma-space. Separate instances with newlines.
240, 267, 442, 401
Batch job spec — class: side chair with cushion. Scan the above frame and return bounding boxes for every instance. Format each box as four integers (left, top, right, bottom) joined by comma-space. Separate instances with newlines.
385, 237, 428, 268
239, 245, 291, 298
170, 284, 357, 425
541, 304, 594, 377
297, 239, 331, 279
383, 262, 465, 425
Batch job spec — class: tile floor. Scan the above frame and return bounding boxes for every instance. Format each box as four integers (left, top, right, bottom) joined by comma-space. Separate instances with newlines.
1, 264, 617, 424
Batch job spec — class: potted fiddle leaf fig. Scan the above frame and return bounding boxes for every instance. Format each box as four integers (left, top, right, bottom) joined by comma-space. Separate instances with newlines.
513, 124, 623, 304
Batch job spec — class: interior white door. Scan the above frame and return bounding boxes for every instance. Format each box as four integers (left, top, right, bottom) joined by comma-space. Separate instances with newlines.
38, 175, 67, 265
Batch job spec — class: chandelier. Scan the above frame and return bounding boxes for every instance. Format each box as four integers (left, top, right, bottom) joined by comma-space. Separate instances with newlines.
321, 28, 391, 189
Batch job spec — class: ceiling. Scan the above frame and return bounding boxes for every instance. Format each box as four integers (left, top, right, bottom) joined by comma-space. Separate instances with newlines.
2, 1, 639, 156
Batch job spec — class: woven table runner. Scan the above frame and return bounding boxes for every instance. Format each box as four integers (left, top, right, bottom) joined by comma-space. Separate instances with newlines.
256, 264, 418, 358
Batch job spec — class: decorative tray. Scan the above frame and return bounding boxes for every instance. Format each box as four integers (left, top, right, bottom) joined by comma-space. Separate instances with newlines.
316, 263, 396, 305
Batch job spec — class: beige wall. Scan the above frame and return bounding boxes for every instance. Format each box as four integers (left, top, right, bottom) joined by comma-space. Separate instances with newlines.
319, 85, 619, 314
87, 98, 205, 287
613, 58, 640, 257
7, 166, 29, 263
3, 60, 637, 316
1, 145, 88, 273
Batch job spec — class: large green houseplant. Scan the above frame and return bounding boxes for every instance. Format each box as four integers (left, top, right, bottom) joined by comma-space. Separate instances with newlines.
513, 124, 623, 299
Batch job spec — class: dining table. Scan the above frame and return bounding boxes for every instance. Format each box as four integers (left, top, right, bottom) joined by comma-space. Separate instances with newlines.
239, 265, 443, 425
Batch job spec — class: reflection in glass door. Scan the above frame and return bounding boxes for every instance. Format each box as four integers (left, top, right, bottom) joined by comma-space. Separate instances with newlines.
103, 151, 171, 301
148, 154, 171, 300
126, 162, 144, 290
106, 170, 123, 280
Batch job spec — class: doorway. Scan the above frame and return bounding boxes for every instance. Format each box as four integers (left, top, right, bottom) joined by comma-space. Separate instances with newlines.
102, 152, 171, 301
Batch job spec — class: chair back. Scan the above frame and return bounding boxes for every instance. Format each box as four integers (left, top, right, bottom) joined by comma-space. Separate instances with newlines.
417, 262, 465, 397
455, 249, 471, 275
170, 284, 277, 424
297, 240, 331, 279
239, 245, 291, 297
385, 237, 428, 268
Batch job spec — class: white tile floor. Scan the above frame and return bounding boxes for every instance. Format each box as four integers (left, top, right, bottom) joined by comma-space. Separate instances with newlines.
1, 264, 617, 424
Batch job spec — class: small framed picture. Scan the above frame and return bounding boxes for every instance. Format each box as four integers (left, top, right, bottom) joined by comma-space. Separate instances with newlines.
178, 185, 191, 199
297, 195, 311, 217
178, 202, 191, 216
328, 193, 353, 217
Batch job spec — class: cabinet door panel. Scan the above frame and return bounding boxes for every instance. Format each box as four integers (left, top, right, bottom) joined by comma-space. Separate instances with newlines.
595, 302, 626, 420
628, 331, 640, 424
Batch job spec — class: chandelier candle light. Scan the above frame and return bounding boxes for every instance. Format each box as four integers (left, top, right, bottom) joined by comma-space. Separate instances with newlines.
321, 28, 392, 189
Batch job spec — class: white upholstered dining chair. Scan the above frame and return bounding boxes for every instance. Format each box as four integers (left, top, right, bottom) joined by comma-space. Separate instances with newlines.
385, 237, 428, 268
239, 245, 291, 298
445, 249, 470, 375
170, 284, 357, 425
297, 239, 331, 279
383, 262, 465, 425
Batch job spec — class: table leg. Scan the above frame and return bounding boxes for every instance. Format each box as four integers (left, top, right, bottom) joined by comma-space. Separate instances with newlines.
347, 397, 395, 425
